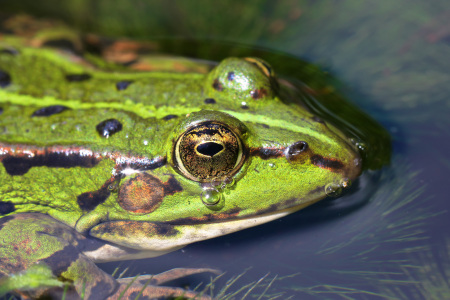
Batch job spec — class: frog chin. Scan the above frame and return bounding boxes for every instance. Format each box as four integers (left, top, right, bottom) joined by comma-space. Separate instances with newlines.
87, 201, 317, 262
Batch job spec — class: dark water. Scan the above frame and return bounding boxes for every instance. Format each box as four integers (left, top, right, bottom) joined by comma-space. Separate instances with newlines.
3, 1, 450, 299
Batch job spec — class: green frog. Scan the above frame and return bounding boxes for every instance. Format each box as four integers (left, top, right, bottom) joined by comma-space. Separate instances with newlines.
0, 16, 362, 299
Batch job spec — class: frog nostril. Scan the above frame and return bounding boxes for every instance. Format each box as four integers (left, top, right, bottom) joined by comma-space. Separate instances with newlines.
285, 141, 308, 162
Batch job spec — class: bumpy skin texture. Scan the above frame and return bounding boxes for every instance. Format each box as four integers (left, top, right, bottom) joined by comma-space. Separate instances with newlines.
0, 19, 361, 299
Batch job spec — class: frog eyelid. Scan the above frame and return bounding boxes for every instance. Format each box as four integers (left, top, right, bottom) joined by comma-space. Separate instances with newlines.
244, 57, 273, 78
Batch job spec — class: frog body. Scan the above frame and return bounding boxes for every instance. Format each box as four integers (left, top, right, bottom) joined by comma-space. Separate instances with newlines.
0, 16, 361, 299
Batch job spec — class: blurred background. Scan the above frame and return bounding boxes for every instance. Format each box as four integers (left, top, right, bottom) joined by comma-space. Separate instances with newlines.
1, 1, 449, 298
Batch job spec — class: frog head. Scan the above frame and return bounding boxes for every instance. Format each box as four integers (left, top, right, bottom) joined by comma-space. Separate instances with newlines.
86, 57, 362, 256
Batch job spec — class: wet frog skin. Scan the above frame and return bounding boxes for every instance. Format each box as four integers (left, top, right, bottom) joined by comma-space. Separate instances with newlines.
0, 18, 361, 299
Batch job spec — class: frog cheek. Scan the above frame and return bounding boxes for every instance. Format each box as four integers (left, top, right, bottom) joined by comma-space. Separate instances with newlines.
118, 173, 182, 214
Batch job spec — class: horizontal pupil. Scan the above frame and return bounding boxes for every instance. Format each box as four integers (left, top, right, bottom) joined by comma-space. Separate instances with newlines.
197, 142, 224, 157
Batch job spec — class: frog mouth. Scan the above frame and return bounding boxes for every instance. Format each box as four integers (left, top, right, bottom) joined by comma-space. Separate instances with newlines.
89, 200, 317, 252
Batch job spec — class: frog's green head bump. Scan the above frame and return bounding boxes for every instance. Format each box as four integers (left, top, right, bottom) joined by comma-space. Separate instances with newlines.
204, 57, 276, 104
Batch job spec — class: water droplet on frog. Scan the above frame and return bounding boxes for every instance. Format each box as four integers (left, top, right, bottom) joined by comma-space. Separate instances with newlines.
201, 188, 223, 206
325, 183, 342, 197
51, 124, 57, 130
108, 182, 119, 193
269, 163, 277, 170
143, 140, 149, 145
340, 178, 352, 189
356, 142, 366, 152
222, 176, 235, 188
208, 177, 222, 188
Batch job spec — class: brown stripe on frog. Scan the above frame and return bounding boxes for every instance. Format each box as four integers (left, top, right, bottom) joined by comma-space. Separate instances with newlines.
249, 141, 345, 173
77, 176, 116, 211
118, 173, 182, 214
310, 154, 344, 171
167, 208, 241, 225
251, 198, 299, 216
0, 144, 101, 176
249, 146, 285, 160
170, 197, 312, 226
0, 142, 167, 176
91, 220, 179, 238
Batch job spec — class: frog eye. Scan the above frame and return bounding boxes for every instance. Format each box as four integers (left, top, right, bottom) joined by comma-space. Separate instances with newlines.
244, 57, 275, 78
174, 122, 245, 182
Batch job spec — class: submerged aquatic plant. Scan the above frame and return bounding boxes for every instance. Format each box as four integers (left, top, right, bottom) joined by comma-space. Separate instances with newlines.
276, 161, 447, 299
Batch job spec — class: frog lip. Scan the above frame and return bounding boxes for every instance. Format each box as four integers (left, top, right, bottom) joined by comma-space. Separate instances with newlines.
164, 196, 324, 227
90, 203, 310, 252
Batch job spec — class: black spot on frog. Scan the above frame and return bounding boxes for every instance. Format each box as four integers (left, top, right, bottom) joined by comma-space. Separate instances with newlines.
96, 119, 123, 138
116, 80, 134, 91
212, 78, 224, 91
77, 187, 111, 211
0, 48, 19, 55
162, 115, 178, 121
204, 98, 216, 104
0, 70, 11, 88
0, 201, 15, 215
32, 105, 69, 117
65, 73, 92, 82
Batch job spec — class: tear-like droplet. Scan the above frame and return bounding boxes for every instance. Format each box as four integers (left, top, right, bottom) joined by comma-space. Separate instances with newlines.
108, 182, 119, 193
325, 183, 342, 197
340, 178, 352, 189
222, 176, 235, 188
201, 188, 223, 206
355, 142, 366, 152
